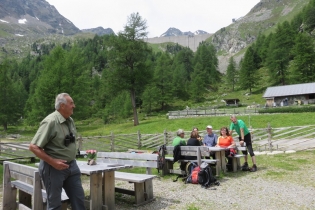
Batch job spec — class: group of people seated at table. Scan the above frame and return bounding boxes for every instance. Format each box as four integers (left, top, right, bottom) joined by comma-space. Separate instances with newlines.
172, 125, 236, 170
171, 114, 257, 172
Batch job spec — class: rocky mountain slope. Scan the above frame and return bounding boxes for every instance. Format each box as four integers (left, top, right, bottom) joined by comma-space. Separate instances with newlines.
160, 27, 208, 37
82, 27, 115, 36
0, 0, 79, 36
212, 0, 310, 72
0, 0, 82, 59
0, 0, 310, 70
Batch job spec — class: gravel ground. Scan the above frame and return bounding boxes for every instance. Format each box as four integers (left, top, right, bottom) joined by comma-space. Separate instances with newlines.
112, 169, 315, 210
1, 150, 315, 210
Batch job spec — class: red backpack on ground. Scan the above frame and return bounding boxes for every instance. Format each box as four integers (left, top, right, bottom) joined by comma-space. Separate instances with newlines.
191, 166, 201, 184
185, 164, 200, 184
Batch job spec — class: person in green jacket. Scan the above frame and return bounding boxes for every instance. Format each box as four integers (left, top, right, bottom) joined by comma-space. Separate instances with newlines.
172, 129, 186, 146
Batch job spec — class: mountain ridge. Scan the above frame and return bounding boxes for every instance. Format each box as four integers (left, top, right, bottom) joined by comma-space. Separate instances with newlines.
159, 27, 208, 37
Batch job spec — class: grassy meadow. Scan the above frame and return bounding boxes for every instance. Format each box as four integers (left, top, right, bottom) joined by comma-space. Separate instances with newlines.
2, 112, 315, 139
75, 112, 315, 136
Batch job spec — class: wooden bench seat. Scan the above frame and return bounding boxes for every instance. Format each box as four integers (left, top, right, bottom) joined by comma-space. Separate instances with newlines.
114, 171, 156, 206
230, 147, 246, 171
163, 146, 220, 176
2, 161, 69, 210
97, 152, 158, 206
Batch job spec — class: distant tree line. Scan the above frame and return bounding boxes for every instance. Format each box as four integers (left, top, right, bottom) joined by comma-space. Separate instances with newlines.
1, 0, 315, 129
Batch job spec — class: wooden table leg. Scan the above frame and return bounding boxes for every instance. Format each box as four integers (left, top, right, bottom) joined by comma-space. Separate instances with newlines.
90, 172, 103, 210
220, 150, 227, 172
103, 171, 115, 210
215, 151, 226, 173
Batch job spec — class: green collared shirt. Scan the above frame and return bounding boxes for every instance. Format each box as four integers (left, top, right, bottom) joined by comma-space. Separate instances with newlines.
230, 119, 250, 136
31, 111, 77, 162
172, 136, 186, 146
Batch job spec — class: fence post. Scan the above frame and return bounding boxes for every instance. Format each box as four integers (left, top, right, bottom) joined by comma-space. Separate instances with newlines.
137, 130, 141, 149
78, 136, 83, 151
163, 130, 168, 145
110, 132, 115, 152
267, 123, 272, 152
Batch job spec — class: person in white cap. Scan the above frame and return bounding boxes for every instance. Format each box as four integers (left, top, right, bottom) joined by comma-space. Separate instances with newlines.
202, 125, 218, 159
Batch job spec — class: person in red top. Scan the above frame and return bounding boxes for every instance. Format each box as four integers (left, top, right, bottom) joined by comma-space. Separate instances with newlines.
216, 127, 236, 171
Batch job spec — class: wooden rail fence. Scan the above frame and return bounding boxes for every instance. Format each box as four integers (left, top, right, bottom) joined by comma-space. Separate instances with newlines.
0, 125, 314, 161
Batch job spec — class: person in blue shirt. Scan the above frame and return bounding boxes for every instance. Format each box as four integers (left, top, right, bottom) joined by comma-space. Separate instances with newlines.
202, 125, 218, 159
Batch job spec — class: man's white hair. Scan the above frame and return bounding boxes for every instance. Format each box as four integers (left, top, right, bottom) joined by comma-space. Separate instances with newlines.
177, 129, 184, 136
55, 93, 70, 110
230, 114, 237, 119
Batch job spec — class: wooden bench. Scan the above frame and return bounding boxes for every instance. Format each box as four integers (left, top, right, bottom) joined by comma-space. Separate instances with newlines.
231, 146, 246, 172
163, 146, 220, 176
2, 161, 69, 210
96, 152, 158, 206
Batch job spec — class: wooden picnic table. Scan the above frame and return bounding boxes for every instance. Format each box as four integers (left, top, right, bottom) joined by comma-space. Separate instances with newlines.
208, 147, 229, 172
76, 161, 132, 210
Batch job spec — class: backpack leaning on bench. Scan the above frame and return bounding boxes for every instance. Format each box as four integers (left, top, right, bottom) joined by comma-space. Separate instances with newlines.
156, 144, 166, 174
185, 162, 200, 184
198, 162, 220, 188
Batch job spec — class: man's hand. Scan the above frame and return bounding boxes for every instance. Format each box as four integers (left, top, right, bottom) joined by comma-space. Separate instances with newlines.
51, 159, 70, 170
240, 140, 245, 146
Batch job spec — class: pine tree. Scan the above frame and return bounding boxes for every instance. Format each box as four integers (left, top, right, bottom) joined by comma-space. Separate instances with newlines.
0, 59, 26, 130
266, 21, 296, 85
239, 47, 259, 94
225, 57, 237, 91
193, 42, 220, 91
289, 33, 315, 83
189, 62, 207, 102
106, 13, 153, 126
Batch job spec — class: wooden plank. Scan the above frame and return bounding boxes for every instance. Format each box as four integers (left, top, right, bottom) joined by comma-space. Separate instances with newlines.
97, 159, 157, 168
103, 171, 115, 210
11, 181, 34, 194
10, 171, 34, 185
3, 164, 18, 210
3, 143, 30, 150
89, 172, 102, 210
134, 182, 145, 205
237, 147, 247, 151
144, 180, 153, 201
33, 171, 44, 210
114, 172, 156, 183
4, 161, 69, 210
97, 152, 158, 161
17, 203, 31, 210
115, 187, 135, 196
5, 161, 38, 176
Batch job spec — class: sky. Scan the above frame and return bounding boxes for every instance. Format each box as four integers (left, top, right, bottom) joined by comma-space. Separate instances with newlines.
45, 0, 261, 38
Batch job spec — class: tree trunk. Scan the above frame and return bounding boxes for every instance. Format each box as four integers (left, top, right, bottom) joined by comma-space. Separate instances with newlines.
3, 122, 7, 131
130, 90, 139, 126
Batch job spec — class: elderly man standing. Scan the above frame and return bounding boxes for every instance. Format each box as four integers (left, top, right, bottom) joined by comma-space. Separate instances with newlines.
202, 125, 218, 159
229, 114, 257, 172
29, 93, 86, 209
